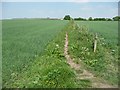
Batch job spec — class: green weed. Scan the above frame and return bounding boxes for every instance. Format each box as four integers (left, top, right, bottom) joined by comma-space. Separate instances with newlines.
68, 21, 118, 85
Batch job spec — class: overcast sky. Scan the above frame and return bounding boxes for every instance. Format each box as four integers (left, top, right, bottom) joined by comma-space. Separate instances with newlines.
1, 0, 119, 19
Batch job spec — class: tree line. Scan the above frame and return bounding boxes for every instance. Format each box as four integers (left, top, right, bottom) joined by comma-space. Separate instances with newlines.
63, 15, 120, 21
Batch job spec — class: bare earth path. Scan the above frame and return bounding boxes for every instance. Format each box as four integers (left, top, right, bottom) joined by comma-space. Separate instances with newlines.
64, 32, 116, 88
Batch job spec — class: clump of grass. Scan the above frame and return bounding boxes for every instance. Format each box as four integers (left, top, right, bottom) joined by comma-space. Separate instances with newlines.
76, 79, 92, 88
76, 69, 84, 74
68, 22, 118, 85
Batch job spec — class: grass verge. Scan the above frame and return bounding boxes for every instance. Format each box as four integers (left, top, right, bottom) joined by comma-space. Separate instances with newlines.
68, 21, 118, 86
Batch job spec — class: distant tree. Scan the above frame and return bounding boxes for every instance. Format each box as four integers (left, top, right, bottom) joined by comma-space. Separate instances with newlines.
93, 18, 106, 21
93, 18, 98, 21
74, 17, 87, 21
101, 18, 106, 21
113, 16, 120, 21
83, 18, 87, 21
63, 15, 71, 20
106, 18, 112, 21
88, 17, 92, 21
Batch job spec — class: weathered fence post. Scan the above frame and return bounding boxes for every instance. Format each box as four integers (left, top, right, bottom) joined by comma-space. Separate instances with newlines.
94, 33, 98, 53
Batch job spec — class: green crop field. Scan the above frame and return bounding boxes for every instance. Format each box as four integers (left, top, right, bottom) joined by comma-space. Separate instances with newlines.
2, 19, 68, 86
2, 20, 118, 88
2, 1, 119, 88
76, 21, 118, 47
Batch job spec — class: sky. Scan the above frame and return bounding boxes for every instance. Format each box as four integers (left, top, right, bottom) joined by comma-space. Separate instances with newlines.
1, 0, 120, 2
1, 0, 120, 19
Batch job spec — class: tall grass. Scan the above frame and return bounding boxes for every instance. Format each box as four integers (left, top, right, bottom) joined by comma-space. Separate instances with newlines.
68, 21, 118, 85
0, 20, 2, 89
2, 20, 118, 87
76, 21, 118, 47
2, 19, 68, 86
5, 21, 78, 88
5, 21, 93, 88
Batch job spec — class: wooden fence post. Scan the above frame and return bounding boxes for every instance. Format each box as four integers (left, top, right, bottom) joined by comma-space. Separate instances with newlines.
94, 33, 98, 53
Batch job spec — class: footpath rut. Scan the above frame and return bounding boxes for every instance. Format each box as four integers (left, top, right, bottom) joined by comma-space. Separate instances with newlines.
64, 32, 116, 88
